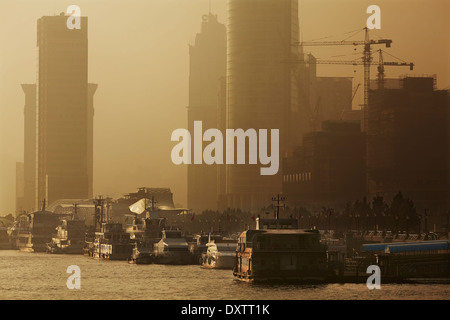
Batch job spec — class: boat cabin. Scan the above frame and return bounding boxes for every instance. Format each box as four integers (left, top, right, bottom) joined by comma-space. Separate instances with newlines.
234, 229, 329, 282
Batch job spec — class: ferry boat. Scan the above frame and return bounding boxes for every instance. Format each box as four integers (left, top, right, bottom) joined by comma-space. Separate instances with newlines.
91, 223, 134, 260
201, 238, 237, 269
233, 217, 329, 282
152, 229, 191, 265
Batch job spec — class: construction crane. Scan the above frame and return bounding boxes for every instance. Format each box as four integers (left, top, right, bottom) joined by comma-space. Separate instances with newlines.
376, 49, 414, 89
309, 52, 414, 91
297, 27, 392, 111
297, 51, 413, 126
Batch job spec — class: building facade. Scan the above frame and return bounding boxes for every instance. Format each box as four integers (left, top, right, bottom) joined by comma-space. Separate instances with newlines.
187, 13, 226, 213
283, 120, 366, 210
367, 76, 450, 214
225, 0, 301, 211
35, 13, 95, 208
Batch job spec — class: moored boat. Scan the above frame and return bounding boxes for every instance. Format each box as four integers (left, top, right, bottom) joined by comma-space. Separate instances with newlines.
91, 222, 134, 260
46, 219, 85, 254
14, 209, 65, 253
233, 228, 330, 282
233, 215, 330, 282
201, 239, 237, 269
152, 229, 191, 265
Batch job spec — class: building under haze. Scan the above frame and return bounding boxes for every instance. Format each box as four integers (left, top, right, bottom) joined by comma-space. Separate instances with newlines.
225, 0, 302, 211
283, 120, 366, 210
367, 76, 450, 216
187, 13, 226, 213
315, 76, 353, 123
32, 13, 96, 209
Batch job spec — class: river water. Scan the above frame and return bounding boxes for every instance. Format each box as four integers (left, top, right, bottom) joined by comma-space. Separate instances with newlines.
0, 250, 449, 300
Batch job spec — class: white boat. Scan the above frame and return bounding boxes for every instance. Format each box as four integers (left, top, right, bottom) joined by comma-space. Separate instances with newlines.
201, 238, 237, 269
153, 229, 191, 265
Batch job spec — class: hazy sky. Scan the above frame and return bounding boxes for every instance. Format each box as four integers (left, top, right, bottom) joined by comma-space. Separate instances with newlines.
0, 0, 449, 214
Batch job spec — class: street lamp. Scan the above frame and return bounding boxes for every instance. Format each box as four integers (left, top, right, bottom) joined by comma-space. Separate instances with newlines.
406, 215, 410, 235
395, 215, 399, 234
418, 214, 422, 236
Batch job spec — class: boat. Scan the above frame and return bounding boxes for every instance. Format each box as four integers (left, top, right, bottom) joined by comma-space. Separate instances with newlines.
233, 216, 329, 282
91, 222, 134, 260
127, 212, 167, 264
14, 209, 65, 253
188, 233, 225, 265
46, 219, 85, 254
201, 237, 237, 269
126, 196, 192, 264
152, 229, 191, 265
0, 218, 13, 250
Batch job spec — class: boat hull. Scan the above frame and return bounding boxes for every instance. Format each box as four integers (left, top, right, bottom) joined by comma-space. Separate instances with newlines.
153, 251, 192, 265
202, 254, 235, 269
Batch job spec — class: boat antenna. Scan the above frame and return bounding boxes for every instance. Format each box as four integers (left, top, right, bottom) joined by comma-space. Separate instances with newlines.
73, 203, 79, 220
271, 194, 285, 220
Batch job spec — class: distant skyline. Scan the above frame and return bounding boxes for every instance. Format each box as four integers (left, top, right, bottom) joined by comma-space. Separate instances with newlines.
1, 0, 449, 214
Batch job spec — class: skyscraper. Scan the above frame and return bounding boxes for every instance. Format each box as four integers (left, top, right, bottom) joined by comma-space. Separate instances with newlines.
225, 0, 301, 211
35, 13, 95, 207
187, 13, 226, 213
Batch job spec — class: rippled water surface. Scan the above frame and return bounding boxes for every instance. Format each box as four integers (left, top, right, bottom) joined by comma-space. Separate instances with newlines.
0, 250, 449, 300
